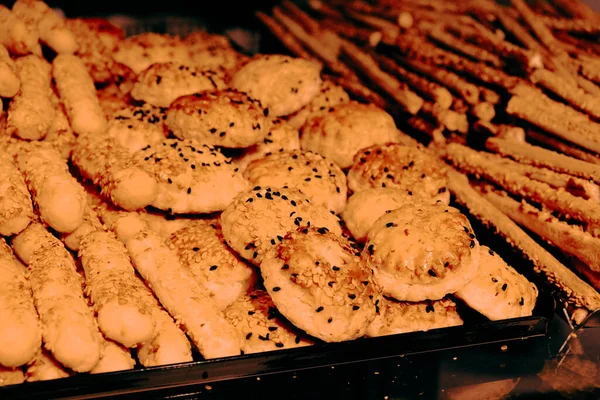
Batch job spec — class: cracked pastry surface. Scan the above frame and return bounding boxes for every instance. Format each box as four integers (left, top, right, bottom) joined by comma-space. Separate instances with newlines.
300, 102, 401, 169
230, 54, 322, 117
347, 142, 450, 205
366, 297, 463, 337
244, 149, 348, 214
455, 246, 538, 320
224, 290, 313, 354
167, 219, 257, 311
166, 89, 267, 148
221, 186, 342, 266
260, 227, 383, 342
364, 203, 481, 301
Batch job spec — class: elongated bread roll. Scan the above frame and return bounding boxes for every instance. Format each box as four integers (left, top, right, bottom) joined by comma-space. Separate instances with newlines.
0, 365, 25, 387
0, 5, 39, 55
13, 223, 102, 372
17, 144, 87, 233
53, 54, 107, 136
60, 205, 103, 251
0, 238, 41, 368
72, 135, 158, 211
12, 0, 77, 54
25, 351, 69, 382
90, 338, 135, 374
7, 55, 53, 140
126, 230, 242, 359
0, 43, 19, 98
0, 151, 33, 237
78, 231, 155, 348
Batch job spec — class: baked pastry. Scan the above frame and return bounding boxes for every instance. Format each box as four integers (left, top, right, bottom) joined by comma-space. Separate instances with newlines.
0, 366, 25, 386
185, 32, 246, 76
366, 297, 463, 337
300, 102, 401, 169
455, 246, 538, 320
166, 89, 267, 148
235, 117, 301, 172
224, 290, 313, 354
243, 149, 348, 214
287, 80, 350, 129
112, 33, 191, 75
364, 203, 481, 301
230, 54, 322, 117
347, 143, 450, 206
132, 138, 249, 214
260, 227, 382, 342
0, 151, 33, 236
221, 186, 342, 265
341, 188, 413, 243
130, 62, 226, 108
25, 351, 70, 382
167, 219, 257, 310
107, 103, 168, 154
0, 5, 39, 56
0, 43, 20, 98
90, 339, 135, 374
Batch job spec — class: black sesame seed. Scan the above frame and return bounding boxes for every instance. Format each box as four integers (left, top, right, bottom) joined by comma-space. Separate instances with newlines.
469, 233, 475, 239
438, 187, 447, 194
167, 178, 172, 184
502, 283, 508, 291
463, 226, 469, 233
258, 334, 269, 341
264, 108, 269, 117
470, 240, 475, 248
277, 235, 284, 241
209, 265, 218, 271
187, 188, 192, 194
193, 247, 200, 252
426, 304, 435, 313
428, 269, 437, 277
272, 287, 281, 292
253, 251, 258, 258
271, 239, 276, 245
386, 222, 395, 228
246, 198, 253, 203
362, 281, 369, 286
328, 281, 334, 287
489, 249, 495, 256
317, 227, 328, 234
348, 294, 356, 299
291, 200, 297, 206
230, 122, 235, 127
316, 306, 324, 313
352, 306, 360, 311
248, 311, 255, 316
275, 343, 284, 348
295, 336, 301, 344
367, 244, 374, 255
332, 266, 340, 271
492, 277, 498, 282
519, 297, 524, 306
246, 333, 252, 339
328, 317, 333, 323
256, 193, 263, 198
282, 264, 289, 270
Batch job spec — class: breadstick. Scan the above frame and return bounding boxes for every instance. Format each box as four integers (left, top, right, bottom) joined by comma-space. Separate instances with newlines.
471, 101, 495, 122
527, 130, 600, 166
478, 86, 500, 104
407, 114, 445, 143
0, 238, 41, 368
0, 151, 33, 237
550, 0, 600, 21
12, 0, 77, 54
78, 231, 156, 348
281, 0, 321, 34
17, 144, 87, 233
72, 134, 158, 211
446, 168, 600, 312
540, 16, 600, 34
53, 54, 107, 136
339, 38, 423, 114
125, 230, 242, 359
486, 137, 600, 184
482, 189, 600, 272
0, 365, 25, 387
323, 74, 389, 109
512, 0, 562, 53
7, 55, 53, 140
579, 57, 600, 85
427, 25, 503, 68
420, 101, 468, 133
345, 10, 399, 43
0, 44, 19, 98
256, 12, 317, 63
42, 94, 77, 160
0, 5, 38, 55
90, 338, 135, 374
444, 143, 600, 228
321, 19, 382, 47
473, 122, 525, 143
25, 351, 69, 382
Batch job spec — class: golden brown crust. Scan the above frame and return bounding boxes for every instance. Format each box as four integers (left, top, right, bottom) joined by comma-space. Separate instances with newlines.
0, 5, 39, 56
107, 103, 168, 154
25, 351, 70, 382
0, 151, 33, 236
0, 43, 20, 98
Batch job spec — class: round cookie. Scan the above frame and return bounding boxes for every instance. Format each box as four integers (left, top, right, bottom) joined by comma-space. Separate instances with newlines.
221, 186, 342, 266
287, 80, 350, 129
224, 290, 313, 354
130, 62, 227, 108
455, 246, 538, 321
347, 142, 450, 205
243, 150, 347, 214
364, 203, 481, 302
107, 103, 168, 154
230, 55, 322, 117
167, 219, 258, 311
112, 33, 191, 75
260, 227, 383, 342
132, 138, 249, 214
166, 89, 267, 148
300, 102, 401, 169
235, 118, 300, 172
341, 188, 413, 244
366, 297, 463, 337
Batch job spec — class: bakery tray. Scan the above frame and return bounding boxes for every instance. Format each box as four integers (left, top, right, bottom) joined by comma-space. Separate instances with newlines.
0, 288, 554, 400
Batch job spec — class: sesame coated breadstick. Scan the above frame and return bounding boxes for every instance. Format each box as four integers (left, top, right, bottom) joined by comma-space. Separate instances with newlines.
0, 151, 33, 237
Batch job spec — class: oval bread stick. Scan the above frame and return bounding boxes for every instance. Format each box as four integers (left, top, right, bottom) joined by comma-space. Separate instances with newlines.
0, 43, 19, 98
0, 151, 33, 237
78, 231, 156, 348
53, 54, 107, 136
0, 238, 41, 368
7, 55, 54, 140
90, 338, 135, 374
0, 5, 39, 56
126, 230, 242, 359
25, 351, 70, 382
17, 144, 87, 233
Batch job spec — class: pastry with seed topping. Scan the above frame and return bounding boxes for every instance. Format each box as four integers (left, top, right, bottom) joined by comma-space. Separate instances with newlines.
366, 297, 463, 337
347, 143, 450, 205
221, 186, 342, 265
166, 89, 267, 148
224, 290, 313, 354
455, 246, 538, 320
260, 227, 382, 342
287, 80, 350, 129
300, 102, 401, 169
131, 62, 226, 108
365, 203, 481, 301
167, 219, 257, 310
243, 150, 348, 214
107, 103, 168, 154
230, 54, 322, 117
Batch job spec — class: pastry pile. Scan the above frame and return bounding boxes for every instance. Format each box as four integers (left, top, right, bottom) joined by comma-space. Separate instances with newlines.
0, 0, 539, 388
